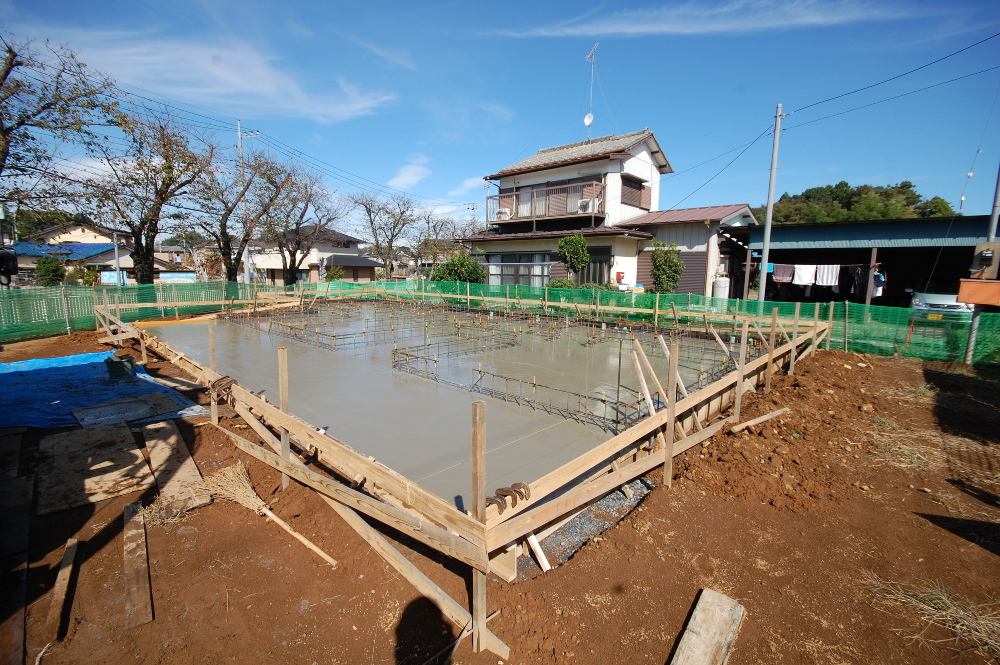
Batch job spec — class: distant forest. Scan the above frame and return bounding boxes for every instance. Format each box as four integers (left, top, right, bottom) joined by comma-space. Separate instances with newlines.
752, 181, 958, 225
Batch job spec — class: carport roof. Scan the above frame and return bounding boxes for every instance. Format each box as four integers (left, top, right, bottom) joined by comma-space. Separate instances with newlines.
743, 215, 990, 250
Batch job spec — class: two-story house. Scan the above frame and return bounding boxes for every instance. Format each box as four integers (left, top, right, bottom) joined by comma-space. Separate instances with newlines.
464, 129, 758, 296
250, 227, 383, 285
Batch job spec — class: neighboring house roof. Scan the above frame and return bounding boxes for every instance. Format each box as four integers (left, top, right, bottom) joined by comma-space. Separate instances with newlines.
487, 129, 673, 179
743, 215, 988, 250
12, 242, 119, 260
324, 255, 384, 268
25, 221, 115, 241
272, 226, 363, 244
462, 227, 654, 243
621, 204, 759, 227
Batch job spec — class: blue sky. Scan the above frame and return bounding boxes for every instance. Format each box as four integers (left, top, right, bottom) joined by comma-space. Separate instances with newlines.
6, 0, 1000, 218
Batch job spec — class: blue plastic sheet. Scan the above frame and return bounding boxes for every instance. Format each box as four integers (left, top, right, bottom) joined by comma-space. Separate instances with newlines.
0, 351, 207, 427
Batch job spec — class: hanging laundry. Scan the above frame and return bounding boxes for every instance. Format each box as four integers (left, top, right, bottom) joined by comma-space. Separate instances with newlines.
793, 264, 817, 285
850, 267, 866, 296
772, 264, 794, 283
816, 264, 840, 287
873, 268, 886, 298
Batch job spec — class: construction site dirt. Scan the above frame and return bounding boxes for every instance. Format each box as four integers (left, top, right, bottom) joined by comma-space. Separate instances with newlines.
5, 328, 998, 665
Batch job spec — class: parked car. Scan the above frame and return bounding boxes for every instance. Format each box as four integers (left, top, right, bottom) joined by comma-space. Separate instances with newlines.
906, 288, 973, 321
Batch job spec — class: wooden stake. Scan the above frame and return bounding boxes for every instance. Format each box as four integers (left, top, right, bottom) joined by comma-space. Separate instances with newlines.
139, 337, 148, 365
526, 533, 551, 572
733, 320, 750, 421
471, 401, 487, 654
670, 301, 679, 327
208, 320, 217, 373
765, 308, 777, 392
664, 341, 679, 488
278, 346, 290, 490
844, 301, 850, 352
43, 538, 79, 641
789, 302, 800, 375
654, 293, 660, 327
731, 407, 790, 433
826, 301, 834, 350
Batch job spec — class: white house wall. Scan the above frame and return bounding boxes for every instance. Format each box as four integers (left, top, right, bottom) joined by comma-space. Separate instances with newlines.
497, 161, 611, 190
605, 143, 661, 227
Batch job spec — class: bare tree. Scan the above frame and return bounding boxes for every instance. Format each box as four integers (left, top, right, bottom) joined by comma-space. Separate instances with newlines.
262, 169, 347, 285
410, 210, 455, 276
192, 151, 293, 281
350, 192, 416, 278
0, 31, 116, 204
86, 105, 214, 283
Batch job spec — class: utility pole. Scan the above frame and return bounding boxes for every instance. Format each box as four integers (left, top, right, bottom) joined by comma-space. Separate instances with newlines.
757, 103, 786, 304
113, 231, 123, 286
964, 160, 1000, 363
237, 120, 260, 285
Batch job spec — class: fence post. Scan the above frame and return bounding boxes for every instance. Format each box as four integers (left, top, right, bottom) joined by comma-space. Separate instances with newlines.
826, 301, 834, 350
789, 302, 800, 375
766, 307, 777, 392
654, 293, 660, 327
60, 287, 71, 335
844, 301, 850, 352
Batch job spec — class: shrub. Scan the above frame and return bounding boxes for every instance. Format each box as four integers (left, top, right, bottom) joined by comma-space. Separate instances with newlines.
579, 282, 619, 291
429, 253, 487, 283
649, 241, 685, 293
35, 256, 65, 286
323, 265, 346, 282
66, 264, 99, 286
557, 235, 589, 281
546, 278, 576, 289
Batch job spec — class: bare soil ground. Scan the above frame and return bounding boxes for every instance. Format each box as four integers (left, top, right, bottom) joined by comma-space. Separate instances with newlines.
3, 330, 999, 665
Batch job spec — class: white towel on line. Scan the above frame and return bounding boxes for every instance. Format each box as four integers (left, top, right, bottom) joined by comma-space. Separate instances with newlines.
816, 264, 840, 286
793, 264, 817, 285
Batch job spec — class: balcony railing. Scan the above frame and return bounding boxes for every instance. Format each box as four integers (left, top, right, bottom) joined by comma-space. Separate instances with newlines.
487, 182, 604, 223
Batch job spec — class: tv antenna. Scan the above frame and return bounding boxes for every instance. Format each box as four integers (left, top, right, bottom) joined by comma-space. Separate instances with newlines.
585, 43, 598, 141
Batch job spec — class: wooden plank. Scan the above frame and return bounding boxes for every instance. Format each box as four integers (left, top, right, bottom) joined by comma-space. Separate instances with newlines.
487, 545, 517, 583
731, 408, 790, 433
122, 502, 153, 628
0, 551, 27, 665
229, 385, 485, 548
668, 589, 745, 665
765, 308, 777, 393
486, 416, 733, 549
526, 533, 551, 572
664, 340, 679, 487
213, 425, 489, 572
37, 425, 155, 516
142, 420, 212, 513
733, 321, 749, 421
43, 538, 79, 642
323, 499, 509, 660
789, 302, 800, 375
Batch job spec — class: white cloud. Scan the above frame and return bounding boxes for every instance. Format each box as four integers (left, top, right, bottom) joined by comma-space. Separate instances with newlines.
479, 102, 514, 122
356, 40, 417, 70
499, 0, 912, 37
20, 26, 393, 123
387, 154, 431, 190
448, 177, 486, 198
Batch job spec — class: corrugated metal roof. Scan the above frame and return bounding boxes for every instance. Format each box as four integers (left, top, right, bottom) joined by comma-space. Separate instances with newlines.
12, 242, 119, 260
623, 204, 757, 226
462, 227, 653, 243
747, 216, 989, 250
488, 129, 671, 179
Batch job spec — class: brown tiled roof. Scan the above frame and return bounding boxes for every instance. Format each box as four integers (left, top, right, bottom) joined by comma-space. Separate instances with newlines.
461, 227, 653, 243
620, 205, 758, 226
487, 129, 672, 179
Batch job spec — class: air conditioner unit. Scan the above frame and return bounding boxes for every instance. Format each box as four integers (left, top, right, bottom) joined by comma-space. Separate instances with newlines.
577, 199, 595, 214
495, 209, 512, 221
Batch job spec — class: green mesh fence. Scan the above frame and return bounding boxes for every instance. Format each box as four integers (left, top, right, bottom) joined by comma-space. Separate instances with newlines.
3, 280, 999, 364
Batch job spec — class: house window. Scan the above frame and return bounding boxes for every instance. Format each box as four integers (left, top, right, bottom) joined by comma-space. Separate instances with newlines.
579, 247, 612, 285
621, 177, 650, 210
482, 253, 556, 287
353, 268, 359, 281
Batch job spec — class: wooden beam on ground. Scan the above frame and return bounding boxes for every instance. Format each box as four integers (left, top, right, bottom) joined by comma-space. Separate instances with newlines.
43, 538, 79, 642
122, 503, 154, 628
142, 420, 211, 513
730, 408, 790, 434
668, 589, 745, 665
325, 498, 509, 660
214, 425, 488, 572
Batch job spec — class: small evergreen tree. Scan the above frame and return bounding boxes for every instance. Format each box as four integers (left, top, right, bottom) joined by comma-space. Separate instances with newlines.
557, 235, 589, 283
35, 256, 65, 286
649, 242, 684, 293
429, 253, 486, 283
323, 265, 346, 282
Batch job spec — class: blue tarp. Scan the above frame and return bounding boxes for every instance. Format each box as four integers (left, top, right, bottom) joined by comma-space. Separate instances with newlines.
0, 351, 207, 427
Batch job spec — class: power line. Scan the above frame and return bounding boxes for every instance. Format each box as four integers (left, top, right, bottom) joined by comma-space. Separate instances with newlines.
790, 30, 1000, 115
